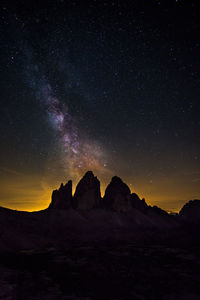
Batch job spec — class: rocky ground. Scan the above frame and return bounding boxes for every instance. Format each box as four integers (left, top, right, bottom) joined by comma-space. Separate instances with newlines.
0, 243, 200, 300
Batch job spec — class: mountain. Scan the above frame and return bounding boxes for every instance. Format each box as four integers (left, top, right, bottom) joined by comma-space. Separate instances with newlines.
72, 171, 101, 209
1, 171, 200, 299
179, 199, 200, 223
0, 170, 199, 252
48, 171, 172, 223
103, 176, 131, 211
49, 180, 72, 209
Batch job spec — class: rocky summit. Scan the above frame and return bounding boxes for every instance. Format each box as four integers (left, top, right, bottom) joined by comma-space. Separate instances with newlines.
49, 180, 72, 209
103, 176, 131, 211
130, 193, 148, 212
48, 171, 171, 218
179, 199, 200, 223
48, 171, 146, 212
72, 171, 101, 210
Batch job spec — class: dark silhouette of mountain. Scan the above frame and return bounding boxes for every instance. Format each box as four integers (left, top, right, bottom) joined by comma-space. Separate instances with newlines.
72, 171, 101, 209
0, 171, 200, 299
48, 171, 171, 221
49, 180, 72, 209
0, 171, 199, 247
130, 193, 148, 211
179, 199, 200, 223
103, 176, 131, 211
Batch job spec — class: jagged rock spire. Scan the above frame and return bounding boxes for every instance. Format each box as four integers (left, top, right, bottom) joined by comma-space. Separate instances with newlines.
48, 171, 151, 214
103, 176, 131, 212
49, 180, 72, 209
130, 193, 148, 212
72, 171, 101, 210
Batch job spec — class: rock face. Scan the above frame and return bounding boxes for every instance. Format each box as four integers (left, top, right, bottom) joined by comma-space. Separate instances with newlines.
72, 171, 101, 210
179, 199, 200, 223
130, 193, 148, 212
103, 176, 131, 212
150, 205, 169, 216
130, 193, 169, 217
47, 171, 179, 220
49, 180, 72, 209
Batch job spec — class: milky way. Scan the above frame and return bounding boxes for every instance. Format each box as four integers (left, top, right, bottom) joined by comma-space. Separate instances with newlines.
41, 83, 109, 182
1, 1, 200, 211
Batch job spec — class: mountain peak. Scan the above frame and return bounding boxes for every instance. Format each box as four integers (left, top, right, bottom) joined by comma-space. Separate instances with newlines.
72, 171, 101, 209
103, 176, 131, 211
83, 170, 95, 178
49, 180, 72, 209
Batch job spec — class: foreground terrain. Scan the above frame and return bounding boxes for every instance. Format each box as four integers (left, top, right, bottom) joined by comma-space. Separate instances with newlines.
0, 243, 200, 299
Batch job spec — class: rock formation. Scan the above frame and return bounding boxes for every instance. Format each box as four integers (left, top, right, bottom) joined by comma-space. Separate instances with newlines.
48, 173, 149, 213
150, 205, 169, 216
49, 180, 72, 209
103, 176, 131, 212
130, 193, 148, 212
72, 171, 101, 210
48, 171, 199, 225
179, 199, 200, 223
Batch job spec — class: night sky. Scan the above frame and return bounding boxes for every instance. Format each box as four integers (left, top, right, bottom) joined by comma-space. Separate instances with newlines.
0, 0, 200, 212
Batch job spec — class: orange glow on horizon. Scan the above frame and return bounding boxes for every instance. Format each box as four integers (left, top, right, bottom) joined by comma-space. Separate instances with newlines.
0, 168, 200, 212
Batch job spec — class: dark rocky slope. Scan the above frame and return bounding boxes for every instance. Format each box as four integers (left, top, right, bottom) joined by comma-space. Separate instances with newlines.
179, 199, 200, 223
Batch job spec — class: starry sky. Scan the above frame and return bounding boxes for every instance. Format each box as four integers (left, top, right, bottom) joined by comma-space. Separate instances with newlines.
0, 0, 200, 212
